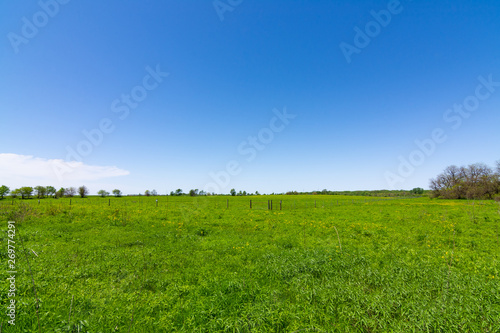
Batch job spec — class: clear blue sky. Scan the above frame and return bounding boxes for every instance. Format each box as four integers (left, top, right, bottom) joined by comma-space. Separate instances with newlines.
1, 0, 499, 195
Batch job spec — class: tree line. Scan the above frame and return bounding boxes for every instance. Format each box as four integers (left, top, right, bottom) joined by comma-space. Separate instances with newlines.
429, 161, 500, 200
284, 188, 425, 197
5, 162, 498, 202
0, 185, 91, 199
0, 185, 428, 200
0, 186, 130, 199
167, 189, 261, 196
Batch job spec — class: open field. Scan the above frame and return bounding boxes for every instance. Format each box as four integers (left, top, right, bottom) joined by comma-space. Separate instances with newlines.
1, 195, 499, 332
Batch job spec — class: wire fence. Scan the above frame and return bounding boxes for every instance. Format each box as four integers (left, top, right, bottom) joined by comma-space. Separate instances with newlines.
0, 195, 426, 212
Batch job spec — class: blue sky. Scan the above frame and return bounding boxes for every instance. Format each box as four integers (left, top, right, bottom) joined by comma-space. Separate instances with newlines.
1, 0, 499, 195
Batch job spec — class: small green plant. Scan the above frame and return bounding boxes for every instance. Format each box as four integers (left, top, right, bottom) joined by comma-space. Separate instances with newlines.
195, 228, 209, 237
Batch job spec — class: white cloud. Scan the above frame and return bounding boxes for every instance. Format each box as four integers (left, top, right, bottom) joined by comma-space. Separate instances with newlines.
0, 153, 130, 187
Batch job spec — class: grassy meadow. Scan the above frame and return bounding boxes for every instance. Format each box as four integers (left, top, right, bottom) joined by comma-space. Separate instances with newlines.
1, 195, 499, 332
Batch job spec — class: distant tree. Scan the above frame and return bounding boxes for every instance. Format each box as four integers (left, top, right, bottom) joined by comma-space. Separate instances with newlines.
463, 164, 496, 199
0, 185, 10, 199
78, 186, 89, 198
98, 189, 109, 198
496, 160, 500, 192
255, 191, 260, 195
55, 187, 65, 198
34, 186, 47, 198
243, 191, 247, 196
20, 187, 33, 199
66, 187, 76, 197
151, 189, 158, 196
169, 191, 175, 196
199, 190, 206, 196
189, 189, 199, 197
112, 189, 122, 197
230, 188, 236, 196
145, 190, 151, 196
410, 187, 424, 195
175, 189, 183, 196
46, 186, 56, 198
11, 188, 20, 199
430, 163, 499, 199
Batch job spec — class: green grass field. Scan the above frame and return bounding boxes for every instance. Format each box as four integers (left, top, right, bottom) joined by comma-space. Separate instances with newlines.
1, 195, 499, 332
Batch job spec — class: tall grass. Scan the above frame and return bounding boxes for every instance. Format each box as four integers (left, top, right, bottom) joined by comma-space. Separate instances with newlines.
0, 196, 499, 331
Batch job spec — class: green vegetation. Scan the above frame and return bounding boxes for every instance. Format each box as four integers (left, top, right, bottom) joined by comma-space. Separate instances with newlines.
97, 190, 110, 198
0, 185, 10, 199
1, 196, 499, 332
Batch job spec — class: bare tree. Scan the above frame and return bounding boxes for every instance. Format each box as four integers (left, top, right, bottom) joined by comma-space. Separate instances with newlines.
496, 160, 500, 193
78, 186, 89, 198
66, 187, 76, 197
430, 162, 499, 199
